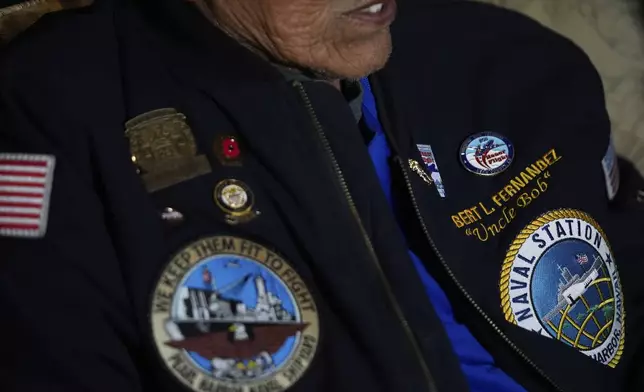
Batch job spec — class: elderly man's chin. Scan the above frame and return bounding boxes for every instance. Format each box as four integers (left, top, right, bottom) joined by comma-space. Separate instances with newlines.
303, 29, 393, 80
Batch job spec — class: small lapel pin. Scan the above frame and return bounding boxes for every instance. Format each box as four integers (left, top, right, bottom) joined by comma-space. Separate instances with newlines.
214, 179, 258, 224
459, 132, 514, 176
161, 207, 184, 223
215, 136, 243, 166
409, 159, 433, 185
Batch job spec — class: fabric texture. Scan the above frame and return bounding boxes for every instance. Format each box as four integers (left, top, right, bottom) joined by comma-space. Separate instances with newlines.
1, 0, 642, 390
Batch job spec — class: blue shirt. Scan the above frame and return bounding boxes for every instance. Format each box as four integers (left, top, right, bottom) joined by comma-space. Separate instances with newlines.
360, 78, 525, 392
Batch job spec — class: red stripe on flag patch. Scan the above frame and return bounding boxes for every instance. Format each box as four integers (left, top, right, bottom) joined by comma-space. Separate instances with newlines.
0, 159, 48, 167
0, 170, 47, 177
0, 223, 41, 231
0, 211, 41, 219
0, 191, 45, 198
0, 153, 55, 238
0, 181, 45, 188
0, 201, 43, 208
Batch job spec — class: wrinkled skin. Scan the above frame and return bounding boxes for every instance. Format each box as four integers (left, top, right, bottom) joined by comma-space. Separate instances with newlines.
205, 0, 393, 79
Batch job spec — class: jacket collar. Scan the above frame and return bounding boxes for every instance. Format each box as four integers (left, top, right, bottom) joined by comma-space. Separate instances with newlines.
129, 0, 412, 154
132, 0, 287, 99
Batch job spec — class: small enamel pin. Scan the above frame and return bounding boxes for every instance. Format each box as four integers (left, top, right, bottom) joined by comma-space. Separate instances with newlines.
409, 159, 433, 185
214, 179, 258, 224
215, 135, 243, 166
459, 132, 514, 176
160, 207, 184, 223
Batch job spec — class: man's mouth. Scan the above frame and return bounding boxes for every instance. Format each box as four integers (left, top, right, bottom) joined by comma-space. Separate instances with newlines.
359, 2, 385, 14
344, 0, 396, 25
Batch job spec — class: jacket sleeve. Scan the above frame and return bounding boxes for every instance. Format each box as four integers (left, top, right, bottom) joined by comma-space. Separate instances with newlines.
0, 80, 142, 391
540, 20, 644, 390
549, 21, 644, 392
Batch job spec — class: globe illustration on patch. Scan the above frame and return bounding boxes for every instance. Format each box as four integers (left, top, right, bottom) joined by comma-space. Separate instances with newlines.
531, 239, 615, 351
502, 211, 624, 366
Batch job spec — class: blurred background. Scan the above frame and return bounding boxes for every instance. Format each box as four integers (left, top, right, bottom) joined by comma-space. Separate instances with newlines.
479, 0, 644, 174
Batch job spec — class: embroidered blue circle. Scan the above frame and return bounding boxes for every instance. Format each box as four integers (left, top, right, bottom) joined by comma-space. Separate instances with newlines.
501, 210, 625, 367
151, 237, 319, 391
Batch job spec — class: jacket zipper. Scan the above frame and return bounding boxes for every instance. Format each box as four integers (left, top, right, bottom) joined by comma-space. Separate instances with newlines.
395, 156, 565, 392
293, 81, 438, 392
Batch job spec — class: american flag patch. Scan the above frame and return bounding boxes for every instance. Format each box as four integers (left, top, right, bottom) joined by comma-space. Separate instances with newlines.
601, 138, 619, 201
575, 253, 589, 265
0, 153, 55, 238
416, 144, 446, 198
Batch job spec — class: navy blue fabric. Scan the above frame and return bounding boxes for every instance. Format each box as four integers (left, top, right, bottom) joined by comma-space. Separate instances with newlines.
361, 78, 526, 392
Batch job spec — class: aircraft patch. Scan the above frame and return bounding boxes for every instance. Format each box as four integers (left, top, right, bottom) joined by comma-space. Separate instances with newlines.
460, 132, 514, 176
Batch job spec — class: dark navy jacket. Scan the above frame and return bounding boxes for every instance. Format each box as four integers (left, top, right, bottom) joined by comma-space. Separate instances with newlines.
1, 0, 643, 391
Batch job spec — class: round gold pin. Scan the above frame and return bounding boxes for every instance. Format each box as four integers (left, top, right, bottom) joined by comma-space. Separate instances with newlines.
214, 179, 255, 223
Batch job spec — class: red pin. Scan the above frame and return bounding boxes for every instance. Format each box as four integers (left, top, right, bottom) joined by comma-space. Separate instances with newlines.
221, 137, 241, 160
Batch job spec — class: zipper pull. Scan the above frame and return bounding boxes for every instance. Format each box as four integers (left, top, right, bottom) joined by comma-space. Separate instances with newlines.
408, 159, 434, 185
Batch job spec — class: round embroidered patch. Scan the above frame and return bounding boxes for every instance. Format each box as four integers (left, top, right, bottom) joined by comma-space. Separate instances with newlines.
151, 236, 319, 391
500, 209, 625, 367
459, 132, 514, 176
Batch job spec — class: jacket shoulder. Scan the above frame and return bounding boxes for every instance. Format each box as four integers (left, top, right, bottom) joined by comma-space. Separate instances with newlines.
0, 2, 128, 178
395, 1, 588, 59
388, 1, 610, 159
0, 2, 126, 148
0, 2, 121, 110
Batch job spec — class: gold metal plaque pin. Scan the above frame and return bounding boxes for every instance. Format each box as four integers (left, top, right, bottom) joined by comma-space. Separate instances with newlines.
125, 108, 212, 192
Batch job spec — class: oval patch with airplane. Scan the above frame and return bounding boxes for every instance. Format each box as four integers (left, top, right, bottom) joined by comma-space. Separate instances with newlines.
459, 132, 514, 176
500, 209, 625, 367
151, 236, 319, 391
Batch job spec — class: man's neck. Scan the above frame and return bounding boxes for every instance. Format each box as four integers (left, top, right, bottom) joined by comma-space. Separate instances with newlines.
189, 0, 342, 92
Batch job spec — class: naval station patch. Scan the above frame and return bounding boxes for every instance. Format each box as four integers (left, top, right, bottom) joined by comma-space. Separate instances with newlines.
151, 236, 319, 391
500, 209, 625, 367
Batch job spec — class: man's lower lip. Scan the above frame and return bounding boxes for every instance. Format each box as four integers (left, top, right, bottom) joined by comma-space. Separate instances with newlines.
345, 0, 397, 26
